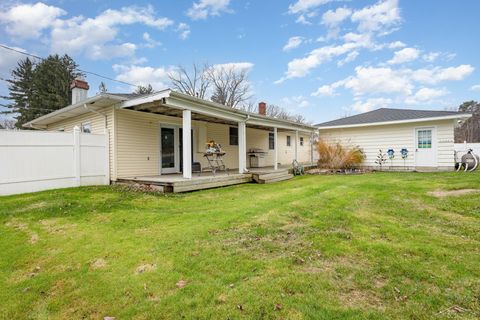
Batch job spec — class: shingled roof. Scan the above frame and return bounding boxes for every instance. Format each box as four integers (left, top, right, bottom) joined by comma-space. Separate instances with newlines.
316, 108, 469, 128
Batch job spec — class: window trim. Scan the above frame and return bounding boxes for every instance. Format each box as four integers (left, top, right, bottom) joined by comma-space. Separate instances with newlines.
81, 122, 92, 134
229, 126, 238, 146
268, 132, 275, 150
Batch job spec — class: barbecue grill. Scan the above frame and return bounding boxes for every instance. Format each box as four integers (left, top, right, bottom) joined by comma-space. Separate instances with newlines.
247, 148, 267, 168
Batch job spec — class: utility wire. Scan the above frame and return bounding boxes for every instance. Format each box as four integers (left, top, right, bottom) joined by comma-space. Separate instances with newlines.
0, 44, 139, 88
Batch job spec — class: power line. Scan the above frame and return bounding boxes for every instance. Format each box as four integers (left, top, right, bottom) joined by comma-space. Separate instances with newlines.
0, 44, 139, 88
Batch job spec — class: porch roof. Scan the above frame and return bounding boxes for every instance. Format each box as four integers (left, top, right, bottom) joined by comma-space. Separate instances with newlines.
24, 89, 316, 133
120, 89, 317, 132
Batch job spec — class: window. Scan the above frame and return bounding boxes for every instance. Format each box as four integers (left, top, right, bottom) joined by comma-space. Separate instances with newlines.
300, 137, 304, 146
268, 132, 275, 150
81, 122, 92, 134
286, 135, 291, 147
229, 127, 238, 145
417, 129, 432, 148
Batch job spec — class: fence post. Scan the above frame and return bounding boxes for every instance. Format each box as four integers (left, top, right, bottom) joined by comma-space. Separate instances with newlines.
73, 126, 81, 186
104, 128, 110, 185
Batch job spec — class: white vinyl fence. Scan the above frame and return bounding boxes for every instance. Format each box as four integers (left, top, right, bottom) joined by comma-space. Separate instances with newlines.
0, 128, 109, 196
454, 142, 480, 156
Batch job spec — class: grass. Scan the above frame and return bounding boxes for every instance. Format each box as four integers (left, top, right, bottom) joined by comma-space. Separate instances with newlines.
1, 172, 479, 319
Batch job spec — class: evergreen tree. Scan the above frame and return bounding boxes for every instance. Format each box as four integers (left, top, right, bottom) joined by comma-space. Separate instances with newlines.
98, 82, 108, 93
2, 54, 83, 128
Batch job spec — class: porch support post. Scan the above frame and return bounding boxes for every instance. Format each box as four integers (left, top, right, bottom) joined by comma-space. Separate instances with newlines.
238, 121, 246, 173
182, 109, 192, 179
273, 127, 278, 170
295, 130, 299, 161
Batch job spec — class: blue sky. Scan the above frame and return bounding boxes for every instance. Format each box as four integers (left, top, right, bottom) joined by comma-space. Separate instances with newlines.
0, 0, 479, 123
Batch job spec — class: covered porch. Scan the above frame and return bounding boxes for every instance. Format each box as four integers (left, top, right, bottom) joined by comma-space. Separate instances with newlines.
115, 89, 317, 182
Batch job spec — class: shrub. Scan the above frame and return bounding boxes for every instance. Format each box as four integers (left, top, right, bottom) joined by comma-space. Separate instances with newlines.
316, 139, 364, 169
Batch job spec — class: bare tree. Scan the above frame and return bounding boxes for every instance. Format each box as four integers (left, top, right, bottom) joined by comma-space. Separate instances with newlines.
455, 100, 480, 142
266, 104, 307, 124
207, 65, 252, 108
168, 63, 211, 99
0, 118, 17, 129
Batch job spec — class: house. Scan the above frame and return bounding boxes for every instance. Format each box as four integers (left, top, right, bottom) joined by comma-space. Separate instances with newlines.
24, 79, 317, 191
316, 108, 471, 171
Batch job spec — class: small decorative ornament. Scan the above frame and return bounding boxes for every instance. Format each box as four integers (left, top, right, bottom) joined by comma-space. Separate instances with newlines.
401, 148, 408, 170
387, 149, 395, 170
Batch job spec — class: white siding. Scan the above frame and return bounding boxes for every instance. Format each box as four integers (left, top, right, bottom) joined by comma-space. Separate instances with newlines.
320, 119, 455, 170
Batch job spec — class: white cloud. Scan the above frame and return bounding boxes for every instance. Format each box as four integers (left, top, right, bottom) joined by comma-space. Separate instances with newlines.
321, 7, 352, 27
344, 66, 413, 96
276, 33, 375, 82
176, 23, 191, 40
388, 41, 406, 49
312, 84, 339, 97
388, 47, 420, 64
113, 64, 173, 90
471, 84, 480, 92
143, 32, 161, 48
281, 95, 310, 109
187, 0, 231, 20
50, 6, 173, 60
351, 0, 401, 34
410, 65, 474, 84
295, 15, 312, 25
405, 87, 448, 104
0, 2, 65, 39
288, 0, 333, 14
283, 36, 304, 52
352, 98, 392, 112
422, 52, 440, 63
337, 51, 359, 66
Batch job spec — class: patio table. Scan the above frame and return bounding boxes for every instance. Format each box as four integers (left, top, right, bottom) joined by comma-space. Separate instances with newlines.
203, 152, 227, 175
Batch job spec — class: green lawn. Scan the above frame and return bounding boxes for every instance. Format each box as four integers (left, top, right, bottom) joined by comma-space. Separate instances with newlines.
1, 172, 479, 319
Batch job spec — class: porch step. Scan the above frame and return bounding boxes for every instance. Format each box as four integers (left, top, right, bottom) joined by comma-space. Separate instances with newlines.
173, 173, 251, 186
252, 170, 293, 184
173, 175, 252, 193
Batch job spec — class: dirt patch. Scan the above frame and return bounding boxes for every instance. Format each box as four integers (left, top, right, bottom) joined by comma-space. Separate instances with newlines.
428, 189, 480, 198
135, 263, 157, 274
40, 219, 75, 235
29, 233, 39, 244
338, 288, 385, 310
15, 201, 48, 213
5, 218, 28, 230
90, 258, 107, 270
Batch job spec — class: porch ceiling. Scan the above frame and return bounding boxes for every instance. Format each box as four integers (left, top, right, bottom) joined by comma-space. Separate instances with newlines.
126, 104, 297, 132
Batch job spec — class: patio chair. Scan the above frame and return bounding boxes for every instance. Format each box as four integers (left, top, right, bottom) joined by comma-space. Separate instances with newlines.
292, 160, 304, 176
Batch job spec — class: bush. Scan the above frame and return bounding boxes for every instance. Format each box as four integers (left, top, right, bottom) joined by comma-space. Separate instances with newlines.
316, 139, 364, 169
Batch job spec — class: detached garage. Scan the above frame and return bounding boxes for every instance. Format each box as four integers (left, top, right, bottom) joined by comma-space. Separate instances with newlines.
316, 108, 471, 171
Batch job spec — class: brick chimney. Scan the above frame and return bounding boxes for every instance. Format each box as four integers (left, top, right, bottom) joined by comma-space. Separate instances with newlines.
258, 102, 267, 116
70, 77, 89, 105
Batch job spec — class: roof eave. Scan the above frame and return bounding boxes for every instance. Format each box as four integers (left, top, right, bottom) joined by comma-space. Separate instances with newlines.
23, 94, 126, 128
317, 113, 472, 130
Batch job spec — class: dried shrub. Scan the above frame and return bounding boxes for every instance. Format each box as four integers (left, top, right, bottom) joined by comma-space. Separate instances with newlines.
316, 139, 364, 169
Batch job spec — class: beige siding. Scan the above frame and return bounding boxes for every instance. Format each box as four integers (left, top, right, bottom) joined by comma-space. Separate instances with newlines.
46, 106, 116, 179
320, 119, 455, 170
115, 110, 313, 178
47, 107, 313, 179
